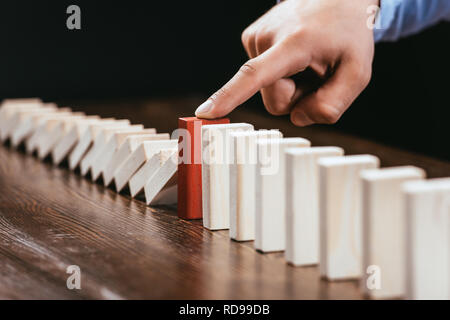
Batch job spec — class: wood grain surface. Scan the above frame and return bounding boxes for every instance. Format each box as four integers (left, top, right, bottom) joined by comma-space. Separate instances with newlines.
0, 98, 449, 299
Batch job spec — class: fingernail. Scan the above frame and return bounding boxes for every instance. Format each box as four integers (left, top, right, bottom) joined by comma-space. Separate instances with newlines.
293, 112, 312, 127
195, 100, 213, 117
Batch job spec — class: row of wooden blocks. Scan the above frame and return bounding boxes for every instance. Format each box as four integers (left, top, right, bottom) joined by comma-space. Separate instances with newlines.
179, 116, 449, 300
1, 99, 449, 300
0, 99, 178, 206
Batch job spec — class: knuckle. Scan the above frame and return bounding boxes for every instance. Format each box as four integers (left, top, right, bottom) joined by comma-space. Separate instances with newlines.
360, 65, 372, 88
265, 100, 289, 116
254, 30, 272, 52
241, 27, 254, 45
288, 26, 307, 42
351, 58, 373, 89
239, 60, 258, 78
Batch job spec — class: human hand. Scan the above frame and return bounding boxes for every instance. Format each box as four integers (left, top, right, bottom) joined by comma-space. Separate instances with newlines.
195, 0, 379, 126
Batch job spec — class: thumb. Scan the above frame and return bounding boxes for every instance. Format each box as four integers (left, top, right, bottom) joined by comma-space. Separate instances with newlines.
195, 38, 310, 119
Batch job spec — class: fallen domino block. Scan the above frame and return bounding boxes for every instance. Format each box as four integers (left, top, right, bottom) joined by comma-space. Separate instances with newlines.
2, 104, 54, 143
285, 147, 344, 266
26, 112, 84, 155
318, 155, 380, 281
23, 109, 74, 153
51, 117, 106, 166
142, 148, 178, 205
229, 129, 283, 241
68, 119, 130, 170
255, 137, 311, 252
103, 133, 170, 187
90, 128, 156, 181
177, 117, 230, 220
10, 105, 62, 147
201, 123, 254, 230
0, 99, 43, 140
0, 98, 42, 124
80, 124, 144, 176
37, 114, 89, 160
114, 139, 178, 192
361, 166, 425, 299
129, 142, 178, 197
404, 178, 450, 300
0, 98, 41, 110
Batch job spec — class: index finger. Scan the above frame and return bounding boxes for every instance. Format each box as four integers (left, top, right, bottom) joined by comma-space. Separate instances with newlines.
195, 38, 311, 119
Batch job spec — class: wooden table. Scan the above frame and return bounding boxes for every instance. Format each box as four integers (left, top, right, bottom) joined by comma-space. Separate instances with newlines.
1, 98, 449, 299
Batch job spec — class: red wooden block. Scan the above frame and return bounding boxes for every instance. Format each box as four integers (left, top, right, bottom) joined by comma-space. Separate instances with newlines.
178, 117, 230, 220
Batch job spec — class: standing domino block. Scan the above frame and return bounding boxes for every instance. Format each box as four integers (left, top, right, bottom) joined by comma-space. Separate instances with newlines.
255, 137, 311, 253
51, 117, 106, 165
285, 147, 344, 266
79, 124, 142, 176
114, 139, 178, 192
103, 133, 170, 187
177, 117, 230, 220
90, 128, 156, 181
201, 123, 254, 230
404, 178, 450, 300
143, 148, 178, 205
229, 130, 283, 241
68, 119, 130, 170
318, 155, 380, 281
361, 166, 425, 299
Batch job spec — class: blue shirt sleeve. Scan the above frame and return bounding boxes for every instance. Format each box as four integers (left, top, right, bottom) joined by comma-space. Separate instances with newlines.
374, 0, 450, 42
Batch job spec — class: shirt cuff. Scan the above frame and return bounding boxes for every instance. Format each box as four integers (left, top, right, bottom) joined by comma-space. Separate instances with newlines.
373, 0, 404, 42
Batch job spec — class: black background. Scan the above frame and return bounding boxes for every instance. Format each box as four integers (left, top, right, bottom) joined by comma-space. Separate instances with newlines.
0, 1, 449, 160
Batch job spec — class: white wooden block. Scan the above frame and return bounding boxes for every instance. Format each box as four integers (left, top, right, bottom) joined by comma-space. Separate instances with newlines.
37, 114, 88, 160
114, 139, 178, 192
102, 133, 170, 187
26, 112, 83, 155
318, 155, 380, 281
128, 142, 175, 197
285, 147, 345, 267
0, 99, 43, 141
143, 148, 178, 205
68, 119, 130, 170
80, 124, 143, 176
0, 98, 41, 109
90, 128, 156, 181
201, 123, 254, 230
2, 105, 55, 143
10, 105, 62, 147
361, 166, 426, 298
255, 137, 311, 252
404, 178, 450, 300
51, 117, 105, 165
79, 124, 142, 176
1, 104, 43, 142
229, 129, 283, 241
22, 107, 72, 152
0, 98, 42, 128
